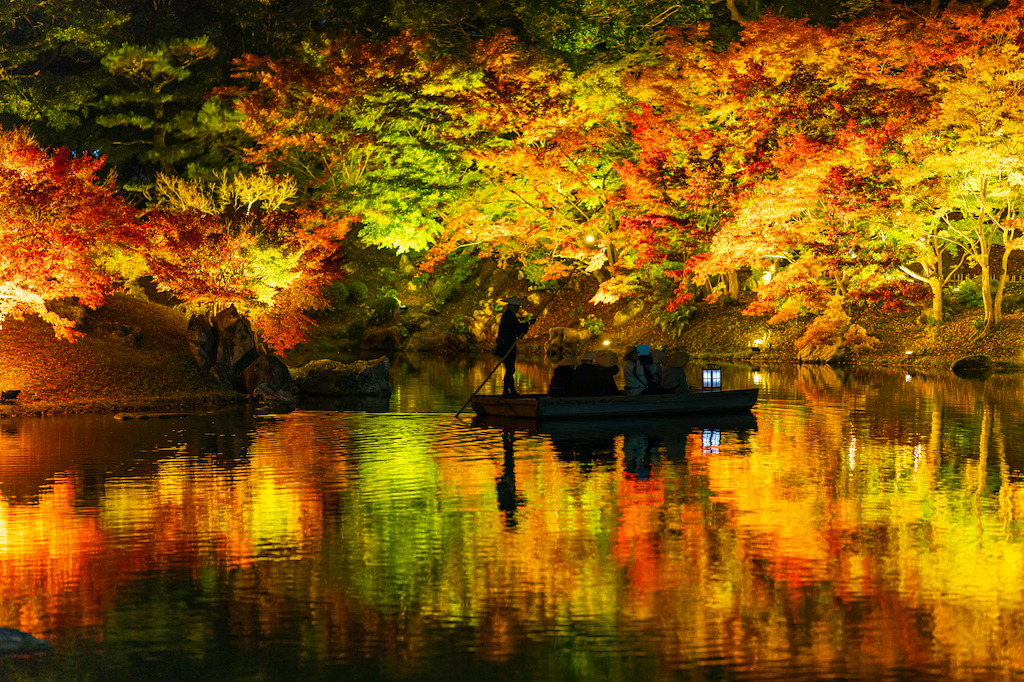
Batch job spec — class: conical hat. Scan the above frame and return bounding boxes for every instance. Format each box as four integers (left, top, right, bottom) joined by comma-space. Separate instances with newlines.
558, 355, 576, 367
651, 349, 668, 364
577, 351, 596, 363
501, 296, 528, 306
668, 351, 691, 367
597, 351, 618, 368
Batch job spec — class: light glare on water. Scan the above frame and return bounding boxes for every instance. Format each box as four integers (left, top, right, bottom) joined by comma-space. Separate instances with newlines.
0, 358, 1022, 680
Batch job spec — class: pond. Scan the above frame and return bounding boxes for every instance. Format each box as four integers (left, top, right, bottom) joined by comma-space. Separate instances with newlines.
0, 355, 1022, 681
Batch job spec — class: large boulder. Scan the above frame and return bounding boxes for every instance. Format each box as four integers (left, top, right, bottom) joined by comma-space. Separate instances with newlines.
445, 331, 475, 353
404, 331, 446, 353
293, 356, 391, 396
612, 299, 644, 327
187, 314, 215, 372
185, 306, 260, 391
45, 297, 88, 327
97, 322, 142, 348
213, 305, 259, 374
198, 303, 260, 387
360, 325, 402, 351
241, 354, 294, 400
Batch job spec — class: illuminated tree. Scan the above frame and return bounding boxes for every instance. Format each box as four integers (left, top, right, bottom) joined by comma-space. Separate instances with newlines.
618, 13, 943, 333
892, 2, 1024, 336
226, 32, 473, 253
424, 33, 636, 284
0, 0, 128, 132
0, 127, 140, 340
141, 170, 349, 353
385, 0, 714, 58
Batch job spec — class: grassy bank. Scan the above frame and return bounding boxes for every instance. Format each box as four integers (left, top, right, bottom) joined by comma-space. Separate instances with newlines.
0, 295, 240, 417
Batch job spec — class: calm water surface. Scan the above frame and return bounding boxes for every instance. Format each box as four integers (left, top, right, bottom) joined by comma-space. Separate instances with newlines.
1, 356, 1023, 681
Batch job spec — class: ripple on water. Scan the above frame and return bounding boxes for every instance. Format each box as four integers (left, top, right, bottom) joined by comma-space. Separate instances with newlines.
1, 362, 1024, 681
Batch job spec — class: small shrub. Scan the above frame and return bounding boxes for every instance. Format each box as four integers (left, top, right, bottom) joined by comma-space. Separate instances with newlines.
952, 279, 986, 308
430, 251, 478, 305
346, 320, 367, 339
843, 324, 879, 353
432, 277, 459, 305
348, 281, 369, 304
794, 314, 847, 351
368, 295, 400, 325
580, 314, 604, 336
652, 304, 695, 337
448, 317, 469, 334
325, 281, 348, 309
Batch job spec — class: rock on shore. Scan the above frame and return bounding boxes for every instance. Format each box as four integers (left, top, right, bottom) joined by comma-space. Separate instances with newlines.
292, 356, 391, 396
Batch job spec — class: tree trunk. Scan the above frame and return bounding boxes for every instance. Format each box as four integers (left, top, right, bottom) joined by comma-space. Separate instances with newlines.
726, 269, 739, 302
977, 262, 996, 338
604, 241, 617, 268
994, 247, 1011, 325
974, 180, 995, 337
928, 276, 943, 323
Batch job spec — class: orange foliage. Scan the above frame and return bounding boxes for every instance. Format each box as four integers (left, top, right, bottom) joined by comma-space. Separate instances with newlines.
0, 128, 141, 340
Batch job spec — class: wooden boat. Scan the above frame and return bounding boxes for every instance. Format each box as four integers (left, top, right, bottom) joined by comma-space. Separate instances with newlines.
470, 387, 759, 419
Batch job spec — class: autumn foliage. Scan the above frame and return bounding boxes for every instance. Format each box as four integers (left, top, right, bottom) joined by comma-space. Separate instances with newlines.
598, 2, 1024, 337
141, 172, 350, 353
10, 1, 1024, 351
0, 128, 347, 351
0, 129, 140, 340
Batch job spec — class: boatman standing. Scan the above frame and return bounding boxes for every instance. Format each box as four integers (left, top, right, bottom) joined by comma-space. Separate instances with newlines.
495, 296, 533, 397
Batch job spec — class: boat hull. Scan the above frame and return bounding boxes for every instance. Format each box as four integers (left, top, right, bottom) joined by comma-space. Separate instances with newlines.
470, 388, 759, 419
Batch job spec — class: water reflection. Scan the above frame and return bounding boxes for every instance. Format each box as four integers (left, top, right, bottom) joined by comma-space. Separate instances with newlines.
0, 359, 1022, 680
496, 427, 521, 528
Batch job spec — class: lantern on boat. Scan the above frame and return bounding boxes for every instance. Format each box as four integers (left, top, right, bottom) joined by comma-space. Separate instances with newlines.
702, 365, 722, 391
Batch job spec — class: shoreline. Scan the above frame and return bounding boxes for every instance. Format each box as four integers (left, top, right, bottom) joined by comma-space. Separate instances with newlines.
3, 351, 1019, 419
3, 288, 1023, 419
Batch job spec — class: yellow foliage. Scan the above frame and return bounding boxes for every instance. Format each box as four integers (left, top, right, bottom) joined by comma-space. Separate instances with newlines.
155, 167, 297, 215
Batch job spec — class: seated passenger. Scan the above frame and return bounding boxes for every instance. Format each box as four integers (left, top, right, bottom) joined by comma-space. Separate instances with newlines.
650, 348, 667, 386
594, 350, 621, 396
624, 345, 666, 396
547, 356, 575, 396
570, 351, 603, 397
660, 351, 691, 393
623, 346, 646, 396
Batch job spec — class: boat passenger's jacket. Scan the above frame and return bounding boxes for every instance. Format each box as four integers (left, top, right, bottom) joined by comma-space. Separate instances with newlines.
660, 366, 689, 392
548, 365, 574, 396
594, 364, 620, 396
571, 363, 618, 397
569, 363, 599, 397
624, 360, 662, 396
